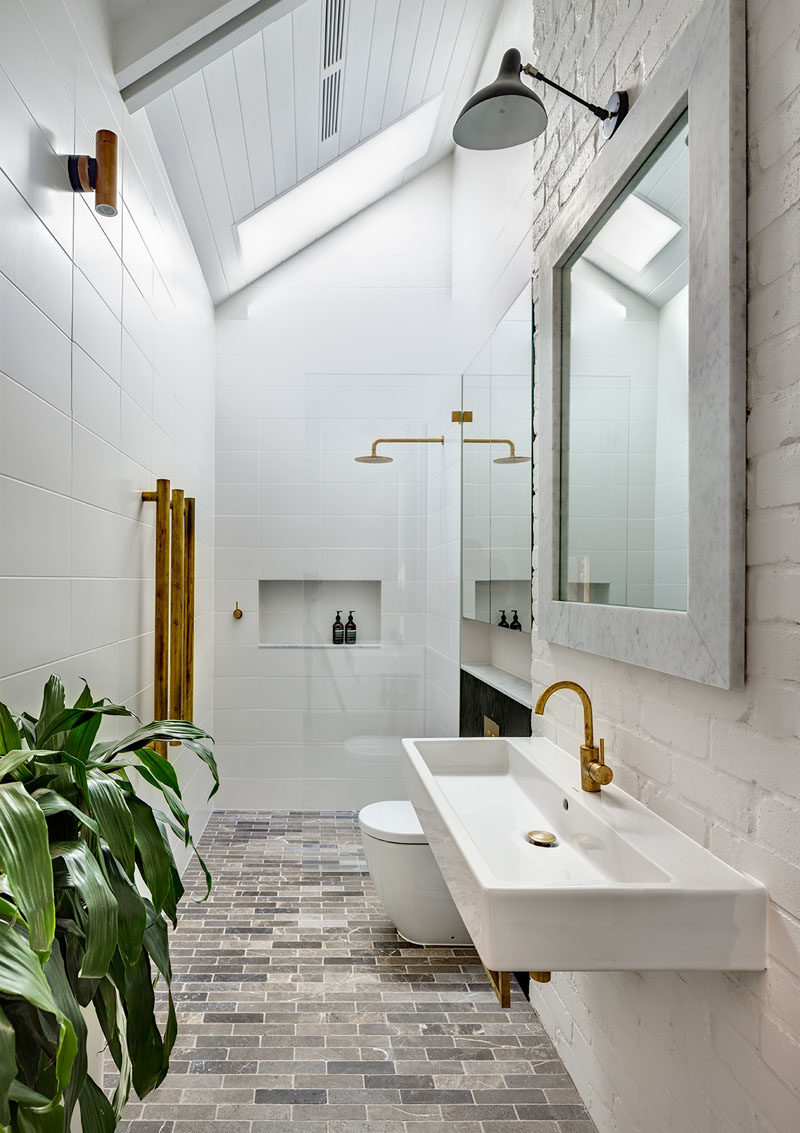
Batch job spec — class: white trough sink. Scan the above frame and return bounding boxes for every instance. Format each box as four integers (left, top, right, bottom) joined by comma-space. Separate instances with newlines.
402, 735, 766, 973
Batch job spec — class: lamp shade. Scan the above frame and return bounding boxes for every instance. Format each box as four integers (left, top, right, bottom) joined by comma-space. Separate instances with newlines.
453, 48, 548, 150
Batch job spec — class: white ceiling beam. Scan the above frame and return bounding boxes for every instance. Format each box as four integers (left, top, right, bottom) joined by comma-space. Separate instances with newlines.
115, 0, 309, 112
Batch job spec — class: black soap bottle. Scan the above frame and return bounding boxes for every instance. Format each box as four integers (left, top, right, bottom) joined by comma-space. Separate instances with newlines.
345, 610, 357, 645
332, 611, 344, 645
510, 610, 522, 631
498, 610, 509, 628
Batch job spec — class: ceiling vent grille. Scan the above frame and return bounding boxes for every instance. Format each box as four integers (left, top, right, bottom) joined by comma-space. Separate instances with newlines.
323, 0, 346, 68
321, 0, 346, 141
321, 71, 342, 141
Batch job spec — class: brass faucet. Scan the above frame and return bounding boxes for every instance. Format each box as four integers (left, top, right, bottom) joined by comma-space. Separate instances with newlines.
534, 680, 613, 793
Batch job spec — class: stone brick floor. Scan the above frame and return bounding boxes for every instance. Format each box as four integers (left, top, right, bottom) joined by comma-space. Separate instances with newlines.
119, 811, 596, 1132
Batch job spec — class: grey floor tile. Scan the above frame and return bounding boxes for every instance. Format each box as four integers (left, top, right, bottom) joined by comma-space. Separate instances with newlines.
121, 811, 597, 1131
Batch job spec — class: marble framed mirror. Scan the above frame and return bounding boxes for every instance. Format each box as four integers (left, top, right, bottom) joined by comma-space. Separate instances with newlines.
536, 0, 745, 688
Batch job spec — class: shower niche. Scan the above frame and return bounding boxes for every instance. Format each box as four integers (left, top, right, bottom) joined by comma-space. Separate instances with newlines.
258, 580, 382, 647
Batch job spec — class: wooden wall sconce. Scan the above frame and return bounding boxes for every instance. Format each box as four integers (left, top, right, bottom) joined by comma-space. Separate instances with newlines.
141, 479, 196, 755
68, 129, 118, 217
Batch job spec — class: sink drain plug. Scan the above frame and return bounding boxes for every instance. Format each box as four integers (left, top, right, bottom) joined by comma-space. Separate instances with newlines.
526, 829, 558, 847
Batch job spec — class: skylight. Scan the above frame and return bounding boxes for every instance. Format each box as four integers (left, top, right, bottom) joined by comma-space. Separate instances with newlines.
236, 95, 443, 276
586, 193, 681, 273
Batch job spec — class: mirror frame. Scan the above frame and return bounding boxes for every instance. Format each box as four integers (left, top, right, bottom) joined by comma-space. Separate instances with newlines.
536, 0, 745, 688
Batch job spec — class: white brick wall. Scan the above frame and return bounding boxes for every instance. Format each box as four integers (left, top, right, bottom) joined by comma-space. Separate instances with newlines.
0, 0, 216, 865
529, 0, 800, 1128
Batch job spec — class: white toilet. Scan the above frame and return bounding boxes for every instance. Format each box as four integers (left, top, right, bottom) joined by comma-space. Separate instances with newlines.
358, 800, 472, 946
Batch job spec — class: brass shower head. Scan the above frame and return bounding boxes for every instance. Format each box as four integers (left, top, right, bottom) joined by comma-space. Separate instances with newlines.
355, 437, 445, 464
464, 437, 531, 463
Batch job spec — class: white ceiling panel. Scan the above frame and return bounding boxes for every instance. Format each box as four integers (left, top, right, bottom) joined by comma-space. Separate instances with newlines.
263, 14, 298, 195
292, 0, 323, 181
232, 34, 277, 204
337, 0, 377, 153
360, 0, 402, 139
381, 0, 426, 126
402, 0, 448, 113
146, 0, 504, 302
204, 53, 255, 220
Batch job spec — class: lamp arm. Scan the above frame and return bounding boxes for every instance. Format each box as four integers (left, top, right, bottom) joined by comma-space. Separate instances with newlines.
522, 63, 609, 121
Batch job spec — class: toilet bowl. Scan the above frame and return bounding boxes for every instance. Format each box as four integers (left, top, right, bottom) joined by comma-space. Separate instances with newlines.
358, 800, 472, 946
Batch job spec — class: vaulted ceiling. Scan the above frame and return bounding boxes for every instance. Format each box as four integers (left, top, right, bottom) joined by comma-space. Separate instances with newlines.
112, 0, 504, 303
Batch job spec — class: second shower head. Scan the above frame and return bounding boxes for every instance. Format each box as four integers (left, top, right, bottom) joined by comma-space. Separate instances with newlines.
355, 437, 445, 464
464, 437, 531, 464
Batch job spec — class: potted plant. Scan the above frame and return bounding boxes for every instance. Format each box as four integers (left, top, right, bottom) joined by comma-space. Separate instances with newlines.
0, 675, 218, 1131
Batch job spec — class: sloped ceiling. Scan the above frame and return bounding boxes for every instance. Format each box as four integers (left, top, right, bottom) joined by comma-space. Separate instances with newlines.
113, 0, 503, 303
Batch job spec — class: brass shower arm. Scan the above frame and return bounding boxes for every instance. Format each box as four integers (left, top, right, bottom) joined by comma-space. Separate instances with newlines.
370, 436, 445, 457
464, 437, 517, 458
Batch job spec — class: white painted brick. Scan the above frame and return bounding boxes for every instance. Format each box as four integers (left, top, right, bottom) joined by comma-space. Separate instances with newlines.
640, 696, 710, 756
613, 725, 673, 784
527, 0, 800, 1125
711, 1015, 800, 1130
710, 719, 798, 797
750, 324, 800, 398
756, 793, 800, 858
766, 905, 800, 978
760, 1013, 800, 1097
677, 758, 758, 828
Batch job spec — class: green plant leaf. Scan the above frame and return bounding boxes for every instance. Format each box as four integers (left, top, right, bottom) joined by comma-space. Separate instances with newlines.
91, 978, 122, 1070
44, 940, 86, 1128
0, 922, 59, 1012
182, 738, 220, 798
129, 747, 180, 794
0, 1002, 15, 1126
0, 749, 34, 781
128, 798, 173, 918
39, 705, 132, 752
106, 720, 213, 758
32, 789, 100, 836
78, 1073, 115, 1133
15, 1103, 66, 1132
120, 950, 164, 1098
102, 855, 146, 967
49, 843, 118, 978
17, 714, 37, 750
85, 770, 135, 878
0, 921, 77, 1114
7, 1081, 52, 1107
0, 703, 22, 756
135, 772, 190, 845
35, 677, 65, 751
0, 785, 55, 958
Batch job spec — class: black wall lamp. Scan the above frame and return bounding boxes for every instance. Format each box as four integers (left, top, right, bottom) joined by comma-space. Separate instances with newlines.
453, 48, 629, 150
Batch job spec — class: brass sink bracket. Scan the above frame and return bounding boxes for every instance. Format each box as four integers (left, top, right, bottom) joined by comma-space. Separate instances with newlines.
534, 680, 613, 792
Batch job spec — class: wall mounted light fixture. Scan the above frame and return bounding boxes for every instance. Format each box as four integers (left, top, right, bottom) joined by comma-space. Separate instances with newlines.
67, 129, 118, 216
453, 48, 628, 150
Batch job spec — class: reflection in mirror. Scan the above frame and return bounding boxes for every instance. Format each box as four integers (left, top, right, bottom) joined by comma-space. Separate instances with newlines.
560, 112, 689, 611
462, 287, 533, 631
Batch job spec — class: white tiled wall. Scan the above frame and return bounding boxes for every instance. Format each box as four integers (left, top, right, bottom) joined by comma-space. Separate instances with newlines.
425, 384, 462, 736
214, 162, 459, 808
0, 0, 216, 862
529, 0, 800, 1128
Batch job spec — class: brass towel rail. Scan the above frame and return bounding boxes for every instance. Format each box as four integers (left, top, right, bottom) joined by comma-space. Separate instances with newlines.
142, 479, 196, 755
